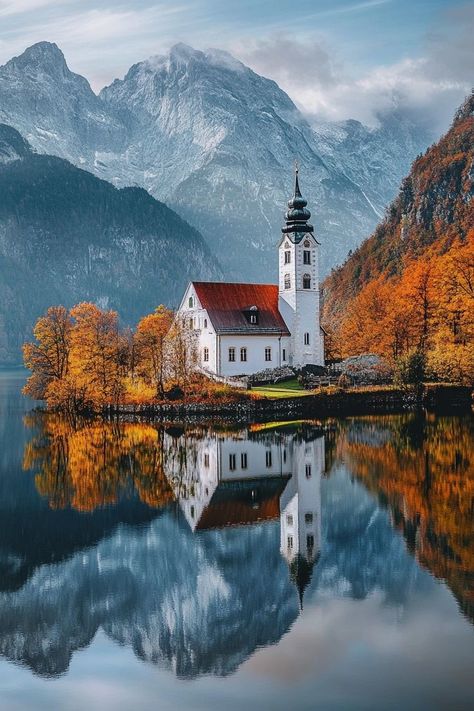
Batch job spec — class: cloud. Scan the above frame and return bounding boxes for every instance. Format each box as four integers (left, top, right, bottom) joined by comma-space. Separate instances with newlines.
0, 0, 68, 18
236, 4, 473, 133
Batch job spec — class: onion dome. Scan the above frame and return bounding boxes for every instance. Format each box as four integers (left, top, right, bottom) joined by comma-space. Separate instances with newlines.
282, 164, 314, 236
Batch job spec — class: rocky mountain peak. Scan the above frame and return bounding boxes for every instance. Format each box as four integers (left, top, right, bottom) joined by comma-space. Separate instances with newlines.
5, 41, 70, 78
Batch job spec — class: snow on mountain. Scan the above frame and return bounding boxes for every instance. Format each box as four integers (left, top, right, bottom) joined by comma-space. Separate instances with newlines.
0, 42, 434, 279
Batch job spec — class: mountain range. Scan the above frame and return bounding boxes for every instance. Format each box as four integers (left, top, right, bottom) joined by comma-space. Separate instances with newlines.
0, 41, 435, 280
0, 124, 219, 363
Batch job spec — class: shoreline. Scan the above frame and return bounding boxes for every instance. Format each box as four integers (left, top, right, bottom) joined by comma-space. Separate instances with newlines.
99, 384, 473, 424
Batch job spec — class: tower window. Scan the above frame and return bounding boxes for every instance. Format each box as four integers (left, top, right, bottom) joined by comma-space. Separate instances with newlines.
241, 452, 248, 469
204, 453, 209, 467
307, 534, 314, 549
204, 318, 207, 328
240, 347, 247, 362
203, 347, 209, 362
305, 513, 313, 524
284, 273, 291, 290
188, 296, 194, 308
228, 347, 235, 362
229, 454, 236, 471
189, 317, 194, 329
303, 274, 311, 289
282, 348, 286, 361
287, 535, 293, 549
284, 250, 291, 264
265, 450, 272, 467
265, 347, 272, 362
303, 250, 311, 265
304, 332, 310, 346
305, 464, 312, 478
190, 505, 195, 519
287, 514, 293, 526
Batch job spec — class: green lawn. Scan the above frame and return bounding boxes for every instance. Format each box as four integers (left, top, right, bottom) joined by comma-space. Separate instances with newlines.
251, 378, 311, 399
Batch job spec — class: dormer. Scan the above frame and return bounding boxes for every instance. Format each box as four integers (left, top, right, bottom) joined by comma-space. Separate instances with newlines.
243, 305, 259, 325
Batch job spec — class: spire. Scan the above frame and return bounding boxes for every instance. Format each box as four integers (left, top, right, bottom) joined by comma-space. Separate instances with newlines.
282, 163, 314, 238
289, 554, 317, 610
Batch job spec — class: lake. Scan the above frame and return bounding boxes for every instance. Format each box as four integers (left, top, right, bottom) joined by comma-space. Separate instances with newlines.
0, 370, 473, 710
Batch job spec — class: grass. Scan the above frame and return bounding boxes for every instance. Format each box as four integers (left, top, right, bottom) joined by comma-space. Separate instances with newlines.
251, 378, 311, 399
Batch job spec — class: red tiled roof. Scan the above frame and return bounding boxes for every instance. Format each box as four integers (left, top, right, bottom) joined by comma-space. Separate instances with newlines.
196, 494, 280, 530
192, 282, 290, 335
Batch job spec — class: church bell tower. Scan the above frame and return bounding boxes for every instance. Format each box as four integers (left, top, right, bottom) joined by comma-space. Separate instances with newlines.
278, 165, 324, 366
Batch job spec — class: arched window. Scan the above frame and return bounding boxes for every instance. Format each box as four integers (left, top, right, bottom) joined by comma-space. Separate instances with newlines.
303, 273, 311, 289
188, 296, 194, 308
284, 273, 291, 290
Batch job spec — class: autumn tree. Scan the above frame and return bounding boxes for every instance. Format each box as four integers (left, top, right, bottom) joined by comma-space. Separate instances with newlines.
69, 302, 127, 409
23, 305, 72, 400
134, 305, 174, 398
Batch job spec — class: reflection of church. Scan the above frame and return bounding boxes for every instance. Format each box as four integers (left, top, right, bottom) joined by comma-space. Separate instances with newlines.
164, 427, 324, 606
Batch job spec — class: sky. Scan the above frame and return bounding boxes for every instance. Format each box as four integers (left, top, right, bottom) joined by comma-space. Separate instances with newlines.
0, 0, 472, 130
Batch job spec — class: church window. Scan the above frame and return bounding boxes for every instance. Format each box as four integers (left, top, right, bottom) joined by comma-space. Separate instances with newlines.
307, 534, 314, 549
265, 347, 272, 362
241, 453, 248, 469
305, 513, 313, 524
265, 450, 272, 468
304, 332, 310, 346
303, 274, 311, 289
303, 250, 311, 265
287, 514, 293, 526
229, 454, 236, 471
304, 239, 311, 247
203, 347, 209, 362
284, 273, 291, 290
204, 453, 209, 468
282, 348, 286, 362
305, 464, 312, 478
250, 313, 257, 324
284, 250, 291, 264
287, 535, 294, 549
240, 347, 247, 362
188, 296, 194, 308
228, 347, 235, 362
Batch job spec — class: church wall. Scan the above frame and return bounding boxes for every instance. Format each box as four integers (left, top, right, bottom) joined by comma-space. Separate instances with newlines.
218, 334, 291, 376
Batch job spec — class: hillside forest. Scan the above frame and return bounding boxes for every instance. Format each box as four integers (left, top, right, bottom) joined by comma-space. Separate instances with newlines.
322, 94, 474, 385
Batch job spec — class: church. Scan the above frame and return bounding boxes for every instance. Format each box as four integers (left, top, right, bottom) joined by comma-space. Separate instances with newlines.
178, 167, 324, 376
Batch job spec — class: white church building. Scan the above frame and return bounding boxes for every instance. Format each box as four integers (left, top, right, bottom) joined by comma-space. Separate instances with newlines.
178, 168, 325, 376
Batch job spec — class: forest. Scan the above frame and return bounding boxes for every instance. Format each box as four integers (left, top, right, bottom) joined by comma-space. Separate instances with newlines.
22, 302, 233, 413
322, 94, 474, 385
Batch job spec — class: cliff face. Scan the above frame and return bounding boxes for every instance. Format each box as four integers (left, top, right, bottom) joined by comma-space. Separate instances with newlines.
0, 125, 220, 363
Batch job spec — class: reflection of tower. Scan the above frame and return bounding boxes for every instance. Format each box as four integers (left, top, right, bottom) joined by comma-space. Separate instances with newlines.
280, 435, 324, 608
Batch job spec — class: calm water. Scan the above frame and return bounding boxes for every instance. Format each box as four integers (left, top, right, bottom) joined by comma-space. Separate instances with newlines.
0, 371, 473, 711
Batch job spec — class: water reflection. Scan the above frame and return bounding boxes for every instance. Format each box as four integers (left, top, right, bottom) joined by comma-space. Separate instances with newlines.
0, 393, 472, 685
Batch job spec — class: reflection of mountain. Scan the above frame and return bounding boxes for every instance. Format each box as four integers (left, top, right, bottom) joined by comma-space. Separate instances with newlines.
338, 414, 474, 623
0, 512, 299, 678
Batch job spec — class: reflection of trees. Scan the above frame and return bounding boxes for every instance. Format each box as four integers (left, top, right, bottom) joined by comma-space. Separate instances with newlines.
339, 414, 474, 623
23, 414, 174, 512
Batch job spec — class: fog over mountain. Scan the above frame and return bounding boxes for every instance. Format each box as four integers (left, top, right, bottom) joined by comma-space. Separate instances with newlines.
0, 41, 435, 280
